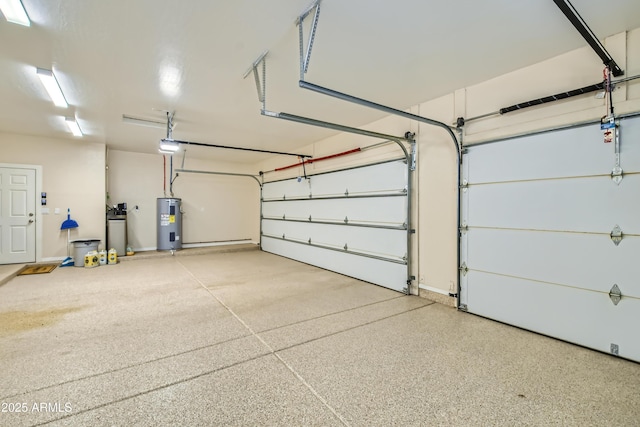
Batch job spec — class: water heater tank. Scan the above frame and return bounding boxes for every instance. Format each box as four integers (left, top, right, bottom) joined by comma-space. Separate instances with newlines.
157, 198, 182, 251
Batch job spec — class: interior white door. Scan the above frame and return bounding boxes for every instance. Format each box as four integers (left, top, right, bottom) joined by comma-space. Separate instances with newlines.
261, 159, 409, 293
0, 167, 36, 264
460, 115, 640, 363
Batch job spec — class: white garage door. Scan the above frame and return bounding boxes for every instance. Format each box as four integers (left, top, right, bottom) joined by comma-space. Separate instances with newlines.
261, 159, 410, 293
460, 115, 640, 363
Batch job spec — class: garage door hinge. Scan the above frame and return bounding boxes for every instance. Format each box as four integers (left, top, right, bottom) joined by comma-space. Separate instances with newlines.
344, 189, 349, 196
460, 179, 468, 191
610, 225, 623, 246
609, 284, 622, 306
460, 222, 468, 234
344, 216, 349, 224
611, 167, 623, 185
611, 166, 623, 185
343, 243, 348, 251
459, 262, 469, 276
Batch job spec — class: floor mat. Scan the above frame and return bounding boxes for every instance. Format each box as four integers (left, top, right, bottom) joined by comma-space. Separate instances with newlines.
17, 264, 58, 276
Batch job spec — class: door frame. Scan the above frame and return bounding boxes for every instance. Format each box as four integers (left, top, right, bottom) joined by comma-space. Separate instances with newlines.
0, 163, 42, 264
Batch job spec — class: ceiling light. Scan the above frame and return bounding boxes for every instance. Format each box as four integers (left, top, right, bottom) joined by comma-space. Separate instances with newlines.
0, 0, 30, 26
36, 68, 68, 108
159, 138, 179, 153
65, 117, 83, 137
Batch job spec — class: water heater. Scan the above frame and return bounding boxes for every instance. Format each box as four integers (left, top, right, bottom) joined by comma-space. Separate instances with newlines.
157, 198, 182, 251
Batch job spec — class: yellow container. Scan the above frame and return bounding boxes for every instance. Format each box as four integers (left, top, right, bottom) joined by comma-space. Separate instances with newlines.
108, 248, 118, 265
84, 251, 99, 268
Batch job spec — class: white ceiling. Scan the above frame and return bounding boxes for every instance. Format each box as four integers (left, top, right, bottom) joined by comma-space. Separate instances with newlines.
1, 0, 640, 163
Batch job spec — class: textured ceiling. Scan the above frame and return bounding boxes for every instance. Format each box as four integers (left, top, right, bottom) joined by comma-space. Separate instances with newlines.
1, 0, 640, 163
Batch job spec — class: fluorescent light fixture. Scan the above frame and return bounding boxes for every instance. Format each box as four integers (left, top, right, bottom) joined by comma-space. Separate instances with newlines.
65, 117, 83, 137
36, 68, 68, 108
122, 114, 167, 128
0, 0, 30, 26
159, 138, 180, 152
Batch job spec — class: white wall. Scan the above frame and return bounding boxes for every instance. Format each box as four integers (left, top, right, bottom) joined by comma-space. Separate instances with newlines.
107, 150, 260, 251
1, 132, 106, 260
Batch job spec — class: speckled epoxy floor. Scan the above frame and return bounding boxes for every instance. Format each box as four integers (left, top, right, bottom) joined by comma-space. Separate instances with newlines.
0, 246, 638, 426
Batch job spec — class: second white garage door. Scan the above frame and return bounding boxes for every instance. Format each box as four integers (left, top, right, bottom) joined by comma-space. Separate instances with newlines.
460, 114, 640, 363
261, 159, 410, 293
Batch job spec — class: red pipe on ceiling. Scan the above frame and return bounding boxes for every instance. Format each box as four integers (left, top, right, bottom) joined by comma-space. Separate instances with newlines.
274, 147, 361, 172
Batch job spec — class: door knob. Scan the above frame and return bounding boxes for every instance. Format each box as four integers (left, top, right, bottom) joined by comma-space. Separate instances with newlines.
29, 213, 34, 217
28, 219, 34, 224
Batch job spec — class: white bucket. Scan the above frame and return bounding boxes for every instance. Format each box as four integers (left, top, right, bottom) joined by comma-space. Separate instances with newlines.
72, 239, 100, 267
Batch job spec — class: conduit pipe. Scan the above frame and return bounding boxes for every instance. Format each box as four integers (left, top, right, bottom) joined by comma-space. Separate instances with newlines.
296, 81, 463, 306
274, 148, 361, 172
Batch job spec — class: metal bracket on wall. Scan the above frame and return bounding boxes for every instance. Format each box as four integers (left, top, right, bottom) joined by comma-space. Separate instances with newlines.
405, 132, 417, 171
460, 222, 468, 234
610, 225, 623, 246
609, 284, 622, 306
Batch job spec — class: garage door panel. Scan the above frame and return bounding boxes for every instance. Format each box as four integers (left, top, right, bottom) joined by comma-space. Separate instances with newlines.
468, 175, 640, 233
467, 125, 610, 183
307, 160, 407, 196
262, 178, 311, 200
262, 159, 409, 293
467, 272, 639, 360
262, 220, 406, 260
262, 197, 406, 225
619, 116, 640, 171
263, 159, 407, 200
468, 228, 640, 296
261, 237, 407, 293
467, 116, 640, 183
463, 116, 639, 362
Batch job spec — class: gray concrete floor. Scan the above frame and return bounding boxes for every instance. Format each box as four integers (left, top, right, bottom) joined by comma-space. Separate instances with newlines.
0, 246, 638, 426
